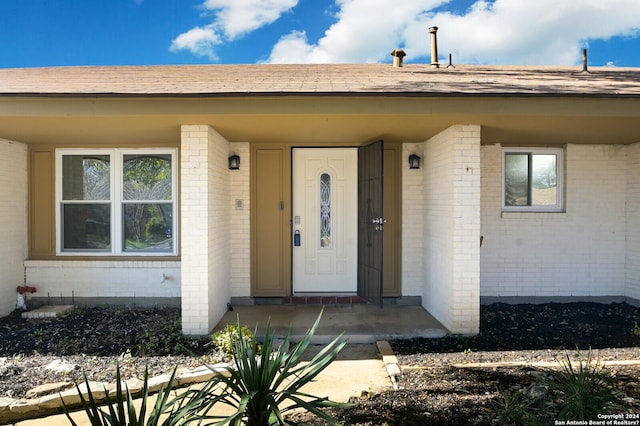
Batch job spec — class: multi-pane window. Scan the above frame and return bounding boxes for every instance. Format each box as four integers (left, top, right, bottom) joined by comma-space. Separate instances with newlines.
503, 148, 564, 212
57, 149, 177, 255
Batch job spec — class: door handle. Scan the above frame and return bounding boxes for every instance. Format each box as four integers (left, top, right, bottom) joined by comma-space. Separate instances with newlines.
372, 217, 387, 231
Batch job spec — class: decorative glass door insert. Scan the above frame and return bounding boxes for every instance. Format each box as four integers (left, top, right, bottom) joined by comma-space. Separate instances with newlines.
320, 173, 331, 248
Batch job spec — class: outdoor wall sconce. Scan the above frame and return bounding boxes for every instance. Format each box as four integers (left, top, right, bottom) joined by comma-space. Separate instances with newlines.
408, 153, 421, 169
228, 153, 240, 170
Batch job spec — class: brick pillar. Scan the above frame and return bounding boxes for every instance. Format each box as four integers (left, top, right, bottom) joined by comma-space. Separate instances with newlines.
423, 125, 481, 334
180, 125, 231, 335
0, 139, 28, 317
626, 143, 640, 302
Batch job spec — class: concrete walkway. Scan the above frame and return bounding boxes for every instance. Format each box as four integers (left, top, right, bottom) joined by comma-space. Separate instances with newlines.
214, 304, 447, 343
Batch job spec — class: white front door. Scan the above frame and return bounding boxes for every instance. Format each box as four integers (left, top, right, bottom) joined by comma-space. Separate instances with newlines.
292, 148, 358, 293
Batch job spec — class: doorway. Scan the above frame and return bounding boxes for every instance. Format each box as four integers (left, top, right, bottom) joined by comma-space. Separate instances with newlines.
251, 142, 398, 301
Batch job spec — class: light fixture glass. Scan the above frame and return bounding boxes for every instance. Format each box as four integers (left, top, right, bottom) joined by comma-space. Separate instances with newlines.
408, 153, 421, 169
228, 154, 240, 170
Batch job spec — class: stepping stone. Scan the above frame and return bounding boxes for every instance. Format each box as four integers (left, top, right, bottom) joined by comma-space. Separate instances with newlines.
9, 399, 39, 414
39, 381, 109, 409
26, 382, 72, 398
108, 377, 145, 397
22, 305, 75, 319
0, 397, 15, 414
45, 359, 77, 373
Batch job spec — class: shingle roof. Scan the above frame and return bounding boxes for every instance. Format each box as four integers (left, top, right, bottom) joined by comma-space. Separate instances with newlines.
0, 64, 639, 97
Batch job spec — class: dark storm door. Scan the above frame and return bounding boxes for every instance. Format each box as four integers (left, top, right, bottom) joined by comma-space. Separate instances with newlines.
357, 139, 384, 307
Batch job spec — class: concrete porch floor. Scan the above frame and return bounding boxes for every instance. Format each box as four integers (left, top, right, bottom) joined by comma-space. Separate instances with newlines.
212, 304, 448, 344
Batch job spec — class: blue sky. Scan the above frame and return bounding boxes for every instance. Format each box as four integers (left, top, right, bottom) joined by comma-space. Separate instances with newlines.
1, 0, 640, 68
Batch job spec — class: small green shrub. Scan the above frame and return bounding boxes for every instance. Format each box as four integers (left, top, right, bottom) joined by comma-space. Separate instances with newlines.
212, 323, 254, 357
494, 390, 534, 426
633, 321, 640, 337
547, 349, 612, 421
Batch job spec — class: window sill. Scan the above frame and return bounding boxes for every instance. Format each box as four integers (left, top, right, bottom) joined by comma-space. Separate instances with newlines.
27, 256, 180, 262
501, 211, 567, 219
24, 259, 181, 268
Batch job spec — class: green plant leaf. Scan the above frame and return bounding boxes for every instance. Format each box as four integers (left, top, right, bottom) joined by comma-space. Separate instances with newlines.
62, 363, 200, 426
547, 348, 612, 421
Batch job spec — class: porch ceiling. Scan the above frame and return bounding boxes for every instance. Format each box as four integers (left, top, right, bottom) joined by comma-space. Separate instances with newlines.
1, 95, 640, 146
1, 110, 640, 147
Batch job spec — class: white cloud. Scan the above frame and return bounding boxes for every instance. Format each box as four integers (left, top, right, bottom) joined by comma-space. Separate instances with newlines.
203, 0, 298, 39
266, 0, 640, 65
170, 27, 221, 60
170, 0, 297, 60
264, 30, 316, 63
427, 0, 640, 65
269, 0, 445, 64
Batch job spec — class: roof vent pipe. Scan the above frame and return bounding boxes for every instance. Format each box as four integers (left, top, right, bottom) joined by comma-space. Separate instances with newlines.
390, 48, 407, 67
581, 48, 590, 73
447, 53, 455, 68
429, 27, 440, 68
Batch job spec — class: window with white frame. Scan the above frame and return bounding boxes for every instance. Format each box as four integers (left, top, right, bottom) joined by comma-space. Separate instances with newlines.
502, 148, 564, 212
56, 148, 177, 255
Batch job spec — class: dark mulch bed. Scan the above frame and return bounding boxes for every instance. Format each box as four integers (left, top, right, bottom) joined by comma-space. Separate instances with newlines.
393, 302, 640, 354
1, 302, 639, 425
0, 306, 210, 357
0, 306, 213, 402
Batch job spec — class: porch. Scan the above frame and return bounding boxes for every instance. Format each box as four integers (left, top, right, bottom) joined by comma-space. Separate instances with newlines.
212, 304, 448, 344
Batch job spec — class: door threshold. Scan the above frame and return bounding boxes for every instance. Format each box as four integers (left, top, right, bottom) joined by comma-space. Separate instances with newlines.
247, 295, 368, 306
284, 295, 367, 305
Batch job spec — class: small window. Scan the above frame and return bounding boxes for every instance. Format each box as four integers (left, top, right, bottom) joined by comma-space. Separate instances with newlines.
502, 148, 563, 212
56, 148, 178, 256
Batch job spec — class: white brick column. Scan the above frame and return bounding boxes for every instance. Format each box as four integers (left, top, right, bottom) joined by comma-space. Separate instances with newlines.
181, 125, 231, 335
627, 142, 640, 302
229, 142, 251, 299
0, 139, 28, 316
401, 142, 425, 297
423, 125, 481, 334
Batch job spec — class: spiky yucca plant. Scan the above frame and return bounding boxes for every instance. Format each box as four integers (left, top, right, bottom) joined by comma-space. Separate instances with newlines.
183, 308, 350, 426
63, 366, 196, 426
548, 349, 612, 421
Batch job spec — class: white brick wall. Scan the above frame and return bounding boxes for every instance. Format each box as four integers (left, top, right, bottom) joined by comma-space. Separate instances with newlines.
422, 125, 481, 334
181, 125, 231, 335
229, 142, 251, 298
401, 143, 425, 297
626, 142, 640, 301
24, 260, 180, 299
0, 139, 28, 316
481, 144, 627, 298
